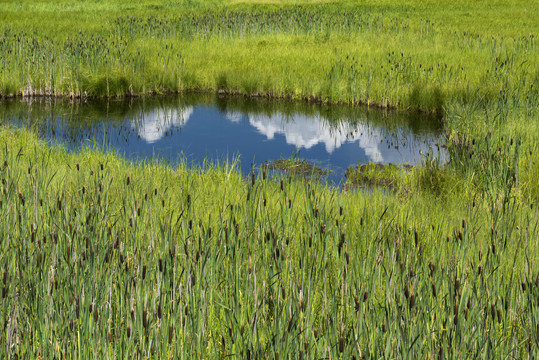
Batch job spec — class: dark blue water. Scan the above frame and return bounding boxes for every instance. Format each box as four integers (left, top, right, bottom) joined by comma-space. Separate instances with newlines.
0, 95, 447, 184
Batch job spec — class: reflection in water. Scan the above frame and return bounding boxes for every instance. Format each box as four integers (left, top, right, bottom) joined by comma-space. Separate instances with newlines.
247, 113, 384, 161
0, 95, 447, 184
132, 107, 194, 143
225, 111, 243, 124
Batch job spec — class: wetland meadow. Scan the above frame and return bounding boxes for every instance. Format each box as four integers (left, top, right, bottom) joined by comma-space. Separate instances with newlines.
0, 0, 538, 358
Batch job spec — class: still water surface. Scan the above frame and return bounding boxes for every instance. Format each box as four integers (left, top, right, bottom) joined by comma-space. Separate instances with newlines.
0, 95, 447, 184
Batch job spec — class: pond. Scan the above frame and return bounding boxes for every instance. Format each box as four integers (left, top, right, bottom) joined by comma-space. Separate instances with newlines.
0, 94, 447, 184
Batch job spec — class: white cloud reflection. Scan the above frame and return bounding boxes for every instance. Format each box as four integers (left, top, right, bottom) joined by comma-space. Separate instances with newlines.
131, 107, 194, 143
248, 113, 384, 162
225, 111, 243, 123
130, 106, 442, 164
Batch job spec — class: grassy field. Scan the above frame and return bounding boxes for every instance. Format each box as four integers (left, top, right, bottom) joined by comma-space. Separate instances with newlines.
1, 0, 539, 358
1, 128, 538, 358
0, 0, 537, 111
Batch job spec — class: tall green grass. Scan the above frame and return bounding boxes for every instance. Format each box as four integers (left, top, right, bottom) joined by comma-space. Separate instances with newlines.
1, 0, 539, 357
1, 126, 538, 358
0, 0, 536, 112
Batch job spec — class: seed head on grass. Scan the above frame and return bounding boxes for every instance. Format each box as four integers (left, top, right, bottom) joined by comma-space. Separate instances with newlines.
428, 260, 435, 276
143, 307, 148, 330
409, 293, 415, 308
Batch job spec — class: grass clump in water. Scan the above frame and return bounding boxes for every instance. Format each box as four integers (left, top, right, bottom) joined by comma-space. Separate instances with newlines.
265, 158, 329, 177
344, 162, 413, 190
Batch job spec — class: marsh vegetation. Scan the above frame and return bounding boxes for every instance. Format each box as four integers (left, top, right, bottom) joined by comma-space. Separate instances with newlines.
1, 0, 538, 358
1, 128, 538, 358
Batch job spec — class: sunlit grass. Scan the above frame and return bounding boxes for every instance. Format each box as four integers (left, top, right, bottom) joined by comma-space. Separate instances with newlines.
0, 0, 536, 113
1, 0, 539, 357
1, 127, 538, 358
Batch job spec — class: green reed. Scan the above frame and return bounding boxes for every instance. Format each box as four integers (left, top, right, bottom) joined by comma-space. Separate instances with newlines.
0, 127, 538, 358
1, 0, 539, 358
0, 0, 536, 113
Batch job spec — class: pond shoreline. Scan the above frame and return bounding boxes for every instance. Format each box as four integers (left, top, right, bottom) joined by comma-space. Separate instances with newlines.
0, 86, 449, 115
0, 93, 447, 186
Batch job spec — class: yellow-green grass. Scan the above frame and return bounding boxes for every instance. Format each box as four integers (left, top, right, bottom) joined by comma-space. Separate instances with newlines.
1, 0, 539, 357
0, 0, 536, 113
1, 127, 538, 358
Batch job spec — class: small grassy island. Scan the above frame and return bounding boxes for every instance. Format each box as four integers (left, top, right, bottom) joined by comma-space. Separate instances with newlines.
0, 0, 538, 358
